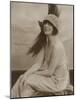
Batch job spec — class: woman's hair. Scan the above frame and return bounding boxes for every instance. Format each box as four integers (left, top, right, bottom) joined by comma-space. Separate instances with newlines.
27, 20, 58, 57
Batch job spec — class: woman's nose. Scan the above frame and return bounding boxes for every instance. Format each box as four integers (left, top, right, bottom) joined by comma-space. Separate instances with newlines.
44, 24, 49, 30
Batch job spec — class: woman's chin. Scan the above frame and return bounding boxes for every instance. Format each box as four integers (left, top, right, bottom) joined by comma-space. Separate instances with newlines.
45, 32, 51, 36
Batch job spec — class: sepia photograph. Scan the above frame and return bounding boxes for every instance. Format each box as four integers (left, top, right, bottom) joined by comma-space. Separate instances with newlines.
10, 1, 74, 99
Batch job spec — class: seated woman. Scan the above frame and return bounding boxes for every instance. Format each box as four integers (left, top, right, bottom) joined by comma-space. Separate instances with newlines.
11, 14, 69, 98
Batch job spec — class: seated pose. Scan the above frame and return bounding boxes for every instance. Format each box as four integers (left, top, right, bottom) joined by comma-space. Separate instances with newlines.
11, 14, 69, 98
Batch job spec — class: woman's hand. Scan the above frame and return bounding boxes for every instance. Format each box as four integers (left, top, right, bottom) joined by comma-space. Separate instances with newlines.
39, 61, 48, 71
35, 70, 50, 77
19, 63, 42, 90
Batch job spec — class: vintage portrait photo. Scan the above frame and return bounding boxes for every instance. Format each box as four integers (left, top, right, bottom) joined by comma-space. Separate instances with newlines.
10, 1, 74, 98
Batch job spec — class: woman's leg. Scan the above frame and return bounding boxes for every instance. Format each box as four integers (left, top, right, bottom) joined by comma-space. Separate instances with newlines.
11, 74, 36, 98
26, 73, 57, 93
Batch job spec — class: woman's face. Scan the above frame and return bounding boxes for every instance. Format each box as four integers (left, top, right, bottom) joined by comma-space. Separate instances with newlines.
43, 22, 53, 35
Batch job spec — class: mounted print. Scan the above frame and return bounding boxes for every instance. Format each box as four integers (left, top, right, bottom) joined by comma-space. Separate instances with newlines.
10, 1, 74, 99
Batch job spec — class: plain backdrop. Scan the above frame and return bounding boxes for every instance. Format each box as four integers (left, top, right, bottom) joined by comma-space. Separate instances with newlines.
0, 0, 76, 100
11, 2, 73, 71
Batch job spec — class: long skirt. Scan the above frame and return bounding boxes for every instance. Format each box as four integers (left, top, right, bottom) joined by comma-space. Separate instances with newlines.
11, 71, 69, 98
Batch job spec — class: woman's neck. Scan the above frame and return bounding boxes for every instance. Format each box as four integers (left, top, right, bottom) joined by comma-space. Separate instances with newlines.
47, 35, 56, 45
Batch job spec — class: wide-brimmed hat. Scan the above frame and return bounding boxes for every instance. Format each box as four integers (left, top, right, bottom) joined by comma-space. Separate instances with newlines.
43, 14, 59, 30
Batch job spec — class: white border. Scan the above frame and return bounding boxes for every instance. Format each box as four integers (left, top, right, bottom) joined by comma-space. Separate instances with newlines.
0, 0, 75, 100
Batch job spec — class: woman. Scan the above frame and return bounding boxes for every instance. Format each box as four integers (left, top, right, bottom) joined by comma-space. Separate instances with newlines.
11, 14, 69, 98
